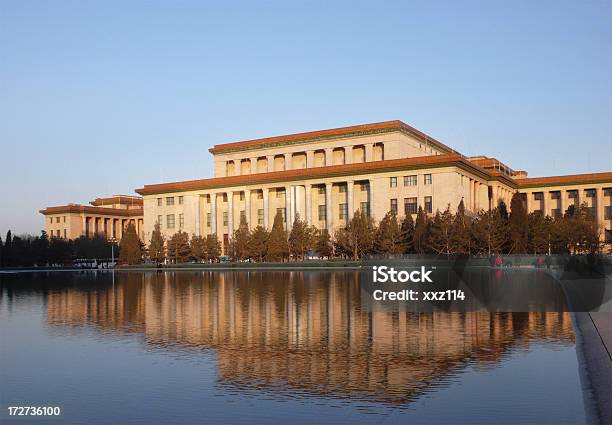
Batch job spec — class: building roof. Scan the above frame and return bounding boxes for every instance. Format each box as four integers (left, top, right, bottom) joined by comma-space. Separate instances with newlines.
39, 204, 143, 217
208, 120, 460, 155
515, 172, 612, 188
136, 154, 516, 195
90, 195, 143, 207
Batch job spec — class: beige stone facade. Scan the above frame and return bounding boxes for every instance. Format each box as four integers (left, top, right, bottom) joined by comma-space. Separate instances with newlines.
40, 195, 144, 240
135, 120, 612, 250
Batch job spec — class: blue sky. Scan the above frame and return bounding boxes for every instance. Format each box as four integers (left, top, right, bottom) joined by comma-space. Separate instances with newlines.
1, 0, 611, 236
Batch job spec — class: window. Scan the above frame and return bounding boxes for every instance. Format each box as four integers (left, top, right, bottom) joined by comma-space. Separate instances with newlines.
318, 205, 326, 221
404, 175, 417, 186
339, 185, 347, 193
257, 191, 263, 200
206, 213, 211, 227
223, 212, 228, 226
360, 202, 370, 216
586, 189, 595, 198
56, 217, 60, 223
49, 218, 52, 224
390, 177, 397, 187
424, 196, 432, 213
223, 193, 228, 202
166, 197, 175, 206
63, 216, 66, 223
568, 190, 578, 199
178, 196, 184, 205
605, 228, 612, 244
606, 206, 612, 220
551, 209, 561, 219
277, 189, 285, 198
240, 192, 245, 201
166, 214, 175, 229
551, 191, 561, 200
390, 199, 398, 214
277, 207, 286, 222
157, 198, 162, 207
533, 192, 544, 201
424, 174, 432, 185
339, 203, 348, 220
178, 213, 184, 229
258, 209, 264, 225
318, 186, 326, 195
63, 229, 67, 238
605, 188, 612, 197
206, 196, 211, 204
240, 210, 246, 222
157, 215, 162, 225
404, 197, 417, 214
360, 183, 368, 192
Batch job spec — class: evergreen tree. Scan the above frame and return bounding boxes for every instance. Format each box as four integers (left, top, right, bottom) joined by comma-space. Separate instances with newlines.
314, 228, 333, 258
375, 211, 405, 255
48, 237, 71, 265
3, 230, 12, 266
33, 230, 50, 265
428, 207, 454, 257
248, 226, 269, 262
119, 223, 142, 265
528, 211, 550, 254
0, 235, 3, 267
190, 234, 206, 262
231, 215, 251, 261
149, 222, 165, 263
166, 230, 191, 263
473, 207, 508, 255
267, 211, 289, 261
450, 200, 472, 255
413, 207, 429, 254
400, 214, 415, 253
288, 214, 313, 260
205, 234, 221, 262
509, 193, 528, 253
334, 209, 376, 260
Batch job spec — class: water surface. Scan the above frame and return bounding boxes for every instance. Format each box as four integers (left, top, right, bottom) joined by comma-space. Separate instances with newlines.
0, 271, 586, 424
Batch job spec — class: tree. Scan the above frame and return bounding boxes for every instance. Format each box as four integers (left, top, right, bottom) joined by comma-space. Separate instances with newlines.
48, 237, 71, 265
3, 230, 12, 266
267, 211, 289, 261
376, 211, 405, 255
149, 222, 165, 263
119, 223, 142, 265
32, 231, 50, 265
509, 193, 528, 253
334, 209, 376, 260
413, 207, 429, 254
400, 214, 415, 253
450, 200, 472, 255
205, 234, 221, 262
528, 211, 550, 254
190, 234, 206, 262
428, 207, 454, 257
473, 207, 508, 255
562, 203, 600, 254
230, 215, 251, 261
288, 214, 313, 260
249, 226, 269, 262
314, 228, 332, 258
166, 230, 191, 263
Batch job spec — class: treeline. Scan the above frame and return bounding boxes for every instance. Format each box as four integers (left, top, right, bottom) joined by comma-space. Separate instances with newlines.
0, 195, 603, 268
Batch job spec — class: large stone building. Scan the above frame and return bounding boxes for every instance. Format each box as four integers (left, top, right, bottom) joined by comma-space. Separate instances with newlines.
40, 195, 144, 240
133, 120, 611, 250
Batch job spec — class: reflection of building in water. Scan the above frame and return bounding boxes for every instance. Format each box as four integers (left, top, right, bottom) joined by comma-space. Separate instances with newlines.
46, 272, 574, 404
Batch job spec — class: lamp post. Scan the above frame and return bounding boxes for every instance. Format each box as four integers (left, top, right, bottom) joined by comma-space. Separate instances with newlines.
110, 237, 117, 268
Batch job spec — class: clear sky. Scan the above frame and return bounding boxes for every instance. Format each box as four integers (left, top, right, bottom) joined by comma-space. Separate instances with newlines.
1, 0, 611, 237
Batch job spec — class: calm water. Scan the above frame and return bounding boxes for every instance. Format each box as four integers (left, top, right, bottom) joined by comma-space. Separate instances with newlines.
0, 271, 586, 425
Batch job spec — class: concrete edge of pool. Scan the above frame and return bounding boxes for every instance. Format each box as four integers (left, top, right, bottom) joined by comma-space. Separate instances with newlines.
573, 312, 612, 425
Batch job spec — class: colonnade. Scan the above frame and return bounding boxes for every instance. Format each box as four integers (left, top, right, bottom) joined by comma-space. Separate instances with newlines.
82, 216, 143, 240
524, 187, 608, 225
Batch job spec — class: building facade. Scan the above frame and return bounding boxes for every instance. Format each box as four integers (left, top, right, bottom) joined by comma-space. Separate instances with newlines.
40, 195, 144, 240
133, 120, 611, 250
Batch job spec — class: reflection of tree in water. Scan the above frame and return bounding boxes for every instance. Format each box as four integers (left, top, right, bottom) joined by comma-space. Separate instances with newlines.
43, 271, 575, 405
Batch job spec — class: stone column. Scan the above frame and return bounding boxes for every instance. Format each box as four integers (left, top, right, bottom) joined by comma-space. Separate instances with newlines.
368, 179, 374, 217
365, 143, 374, 162
285, 185, 292, 231
267, 155, 274, 172
325, 182, 333, 231
578, 188, 586, 209
211, 193, 218, 236
227, 192, 234, 235
324, 148, 333, 166
262, 188, 270, 229
560, 190, 567, 216
305, 184, 312, 225
234, 160, 241, 176
306, 151, 315, 168
596, 187, 604, 233
82, 216, 87, 237
344, 146, 353, 164
244, 189, 251, 229
284, 153, 292, 171
525, 191, 532, 213
250, 157, 258, 174
347, 180, 354, 221
543, 191, 550, 217
194, 194, 201, 236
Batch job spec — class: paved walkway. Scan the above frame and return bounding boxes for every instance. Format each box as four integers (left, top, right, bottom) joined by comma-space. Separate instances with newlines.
590, 313, 612, 361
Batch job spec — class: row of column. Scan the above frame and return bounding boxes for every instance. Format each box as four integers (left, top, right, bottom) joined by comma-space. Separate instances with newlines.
226, 143, 380, 176
525, 188, 606, 224
82, 216, 142, 240
200, 180, 372, 237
